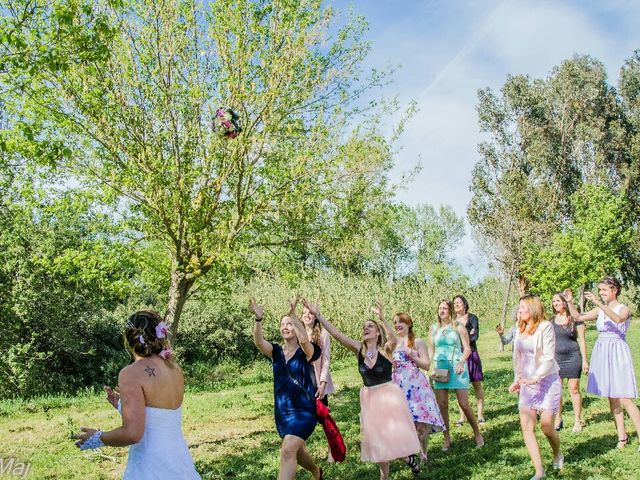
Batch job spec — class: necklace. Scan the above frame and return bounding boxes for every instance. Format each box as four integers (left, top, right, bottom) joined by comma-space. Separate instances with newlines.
366, 350, 376, 360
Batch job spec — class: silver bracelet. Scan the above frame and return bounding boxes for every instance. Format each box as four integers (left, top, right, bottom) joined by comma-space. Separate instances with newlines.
79, 430, 105, 450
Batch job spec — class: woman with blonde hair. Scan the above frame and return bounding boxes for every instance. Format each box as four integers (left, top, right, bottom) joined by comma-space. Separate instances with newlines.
304, 300, 421, 480
250, 298, 323, 480
301, 303, 335, 462
428, 299, 483, 451
392, 312, 445, 464
509, 295, 563, 480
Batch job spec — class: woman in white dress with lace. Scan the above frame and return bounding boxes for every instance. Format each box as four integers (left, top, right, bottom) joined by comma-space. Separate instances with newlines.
73, 310, 200, 479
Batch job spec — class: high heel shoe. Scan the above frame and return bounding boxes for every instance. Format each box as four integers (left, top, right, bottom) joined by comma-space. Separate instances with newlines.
616, 437, 628, 449
553, 453, 564, 470
405, 454, 420, 475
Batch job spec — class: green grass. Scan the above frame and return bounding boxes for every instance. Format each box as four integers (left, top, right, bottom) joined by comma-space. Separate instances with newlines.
2, 322, 640, 480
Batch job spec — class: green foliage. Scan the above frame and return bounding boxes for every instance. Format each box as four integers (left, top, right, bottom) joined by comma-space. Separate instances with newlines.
470, 53, 640, 292
521, 184, 632, 299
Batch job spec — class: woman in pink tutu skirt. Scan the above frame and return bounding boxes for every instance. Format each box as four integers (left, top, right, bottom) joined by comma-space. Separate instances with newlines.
392, 313, 445, 465
303, 300, 421, 480
565, 277, 640, 449
509, 295, 563, 480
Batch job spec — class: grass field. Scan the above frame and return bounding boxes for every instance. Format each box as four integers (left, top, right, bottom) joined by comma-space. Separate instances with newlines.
2, 321, 640, 480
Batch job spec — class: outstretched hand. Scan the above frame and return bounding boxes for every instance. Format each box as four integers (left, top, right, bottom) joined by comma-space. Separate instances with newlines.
562, 288, 574, 303
249, 297, 264, 320
288, 295, 300, 317
104, 385, 120, 409
371, 301, 384, 320
302, 298, 320, 317
72, 427, 98, 447
584, 291, 599, 305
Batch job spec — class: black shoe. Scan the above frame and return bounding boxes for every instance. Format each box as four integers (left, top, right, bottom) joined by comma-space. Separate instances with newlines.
406, 454, 420, 475
554, 419, 563, 432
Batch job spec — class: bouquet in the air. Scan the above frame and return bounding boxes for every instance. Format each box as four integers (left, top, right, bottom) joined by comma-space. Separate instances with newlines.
212, 107, 242, 139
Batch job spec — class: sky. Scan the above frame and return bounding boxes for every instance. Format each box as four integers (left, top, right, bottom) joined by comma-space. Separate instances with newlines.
334, 0, 640, 279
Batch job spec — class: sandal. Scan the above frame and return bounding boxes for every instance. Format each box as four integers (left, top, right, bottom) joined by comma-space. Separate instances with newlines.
478, 417, 486, 425
554, 419, 563, 432
617, 437, 628, 449
454, 419, 465, 426
405, 454, 420, 475
572, 420, 583, 433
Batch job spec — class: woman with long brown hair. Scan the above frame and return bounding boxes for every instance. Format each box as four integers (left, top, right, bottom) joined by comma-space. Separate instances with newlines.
72, 310, 200, 480
428, 299, 483, 451
303, 300, 421, 480
509, 295, 563, 480
549, 292, 587, 432
565, 277, 640, 449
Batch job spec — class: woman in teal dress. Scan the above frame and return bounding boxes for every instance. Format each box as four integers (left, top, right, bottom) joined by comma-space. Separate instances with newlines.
428, 299, 484, 451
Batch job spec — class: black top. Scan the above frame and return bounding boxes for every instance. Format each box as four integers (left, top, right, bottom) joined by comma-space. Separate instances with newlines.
464, 313, 480, 352
358, 350, 392, 387
550, 317, 583, 355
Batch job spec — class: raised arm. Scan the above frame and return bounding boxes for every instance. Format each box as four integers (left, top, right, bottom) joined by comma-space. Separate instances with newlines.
584, 291, 630, 324
563, 289, 598, 322
303, 299, 361, 354
250, 298, 273, 359
288, 297, 314, 360
406, 338, 431, 371
372, 302, 397, 355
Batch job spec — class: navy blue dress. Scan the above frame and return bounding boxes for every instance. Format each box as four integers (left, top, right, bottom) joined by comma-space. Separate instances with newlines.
270, 342, 321, 440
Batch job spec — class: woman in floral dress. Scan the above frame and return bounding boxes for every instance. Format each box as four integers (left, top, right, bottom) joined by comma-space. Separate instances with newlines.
392, 313, 446, 463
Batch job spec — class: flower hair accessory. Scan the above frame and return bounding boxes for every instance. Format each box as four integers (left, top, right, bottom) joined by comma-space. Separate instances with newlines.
138, 334, 145, 345
212, 107, 242, 139
159, 348, 173, 360
155, 321, 169, 339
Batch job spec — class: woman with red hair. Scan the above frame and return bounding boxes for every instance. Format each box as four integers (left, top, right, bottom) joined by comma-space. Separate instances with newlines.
510, 295, 563, 480
392, 312, 445, 465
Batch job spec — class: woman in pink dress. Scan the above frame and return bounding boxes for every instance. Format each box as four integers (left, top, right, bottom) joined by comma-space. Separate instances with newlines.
564, 277, 640, 449
510, 295, 563, 480
304, 300, 421, 480
302, 304, 335, 461
391, 313, 445, 464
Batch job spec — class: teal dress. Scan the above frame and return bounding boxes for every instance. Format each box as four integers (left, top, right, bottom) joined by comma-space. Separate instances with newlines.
432, 323, 469, 390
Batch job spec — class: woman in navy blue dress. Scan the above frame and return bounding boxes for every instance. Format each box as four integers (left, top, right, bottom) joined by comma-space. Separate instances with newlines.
251, 298, 323, 480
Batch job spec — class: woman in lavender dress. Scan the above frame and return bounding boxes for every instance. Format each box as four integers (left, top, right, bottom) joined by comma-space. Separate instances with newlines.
391, 313, 445, 463
565, 277, 640, 449
510, 295, 563, 480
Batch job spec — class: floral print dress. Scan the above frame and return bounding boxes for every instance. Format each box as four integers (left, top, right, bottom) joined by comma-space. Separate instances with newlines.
392, 349, 446, 431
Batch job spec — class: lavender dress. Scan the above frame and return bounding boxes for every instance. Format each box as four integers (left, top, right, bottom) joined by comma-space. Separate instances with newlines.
587, 304, 637, 398
515, 334, 562, 413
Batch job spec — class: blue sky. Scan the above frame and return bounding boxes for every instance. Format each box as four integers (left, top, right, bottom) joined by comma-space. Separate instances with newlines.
335, 0, 640, 278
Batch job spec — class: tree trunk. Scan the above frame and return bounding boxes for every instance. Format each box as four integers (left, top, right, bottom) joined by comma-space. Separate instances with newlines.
517, 274, 529, 296
498, 262, 515, 352
165, 264, 196, 340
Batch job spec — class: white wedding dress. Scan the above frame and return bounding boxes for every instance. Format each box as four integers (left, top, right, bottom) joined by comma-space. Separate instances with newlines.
118, 400, 200, 479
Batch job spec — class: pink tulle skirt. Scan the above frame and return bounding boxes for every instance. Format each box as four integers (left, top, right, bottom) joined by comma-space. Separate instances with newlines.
359, 381, 421, 463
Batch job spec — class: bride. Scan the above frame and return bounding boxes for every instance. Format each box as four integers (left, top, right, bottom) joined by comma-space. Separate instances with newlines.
73, 310, 200, 479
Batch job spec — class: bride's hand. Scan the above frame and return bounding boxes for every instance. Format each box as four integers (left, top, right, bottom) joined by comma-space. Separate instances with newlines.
104, 386, 120, 409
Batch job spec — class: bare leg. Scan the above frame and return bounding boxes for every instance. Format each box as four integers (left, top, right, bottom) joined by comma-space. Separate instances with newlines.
609, 397, 627, 446
555, 378, 565, 429
455, 389, 483, 445
436, 389, 451, 448
568, 378, 582, 429
540, 411, 561, 459
416, 422, 431, 461
473, 381, 485, 420
279, 435, 304, 480
296, 444, 321, 479
620, 398, 640, 440
378, 462, 390, 480
520, 408, 544, 478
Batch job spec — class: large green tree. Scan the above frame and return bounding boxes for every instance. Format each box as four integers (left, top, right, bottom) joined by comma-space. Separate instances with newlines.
1, 0, 406, 336
469, 54, 637, 293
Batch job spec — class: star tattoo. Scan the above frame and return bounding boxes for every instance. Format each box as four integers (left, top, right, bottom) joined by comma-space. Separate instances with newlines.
144, 366, 156, 377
